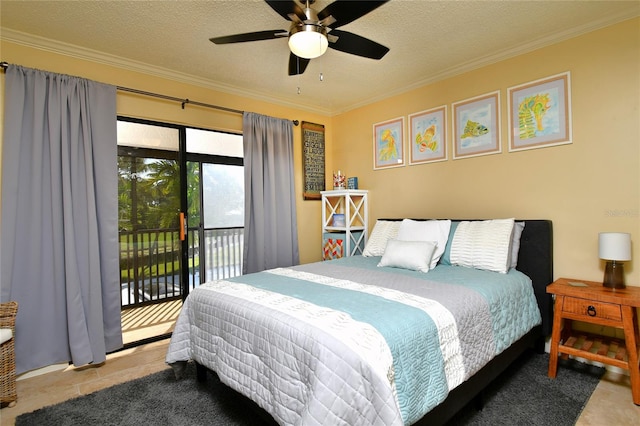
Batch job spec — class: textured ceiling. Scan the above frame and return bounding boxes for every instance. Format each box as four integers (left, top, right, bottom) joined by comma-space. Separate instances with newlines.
1, 0, 638, 115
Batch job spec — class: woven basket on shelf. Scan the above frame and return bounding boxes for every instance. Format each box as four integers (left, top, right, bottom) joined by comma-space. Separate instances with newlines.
0, 301, 18, 407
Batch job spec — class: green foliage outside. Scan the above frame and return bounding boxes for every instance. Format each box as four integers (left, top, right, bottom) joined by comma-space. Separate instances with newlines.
118, 157, 200, 232
118, 157, 201, 285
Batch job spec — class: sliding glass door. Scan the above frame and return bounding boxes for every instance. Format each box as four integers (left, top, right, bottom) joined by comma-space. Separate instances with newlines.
117, 119, 244, 345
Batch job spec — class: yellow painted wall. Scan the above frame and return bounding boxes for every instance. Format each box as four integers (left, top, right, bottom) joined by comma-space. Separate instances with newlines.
0, 40, 334, 265
331, 18, 640, 286
1, 18, 638, 286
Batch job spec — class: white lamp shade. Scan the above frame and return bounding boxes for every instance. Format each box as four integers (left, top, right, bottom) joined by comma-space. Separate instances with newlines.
288, 25, 328, 59
599, 232, 631, 261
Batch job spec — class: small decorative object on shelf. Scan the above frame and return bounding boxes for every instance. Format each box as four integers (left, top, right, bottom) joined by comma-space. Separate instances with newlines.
332, 214, 346, 227
347, 177, 358, 189
333, 170, 346, 189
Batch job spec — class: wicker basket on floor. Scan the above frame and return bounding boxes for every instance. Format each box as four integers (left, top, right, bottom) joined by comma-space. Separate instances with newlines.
0, 301, 18, 407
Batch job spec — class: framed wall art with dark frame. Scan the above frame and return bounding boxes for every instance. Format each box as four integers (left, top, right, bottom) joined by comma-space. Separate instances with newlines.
508, 72, 572, 152
452, 91, 501, 159
408, 105, 447, 165
373, 117, 405, 170
301, 121, 325, 200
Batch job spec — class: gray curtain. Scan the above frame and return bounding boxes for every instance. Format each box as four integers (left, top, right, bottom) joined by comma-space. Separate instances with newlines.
1, 65, 122, 374
242, 112, 299, 273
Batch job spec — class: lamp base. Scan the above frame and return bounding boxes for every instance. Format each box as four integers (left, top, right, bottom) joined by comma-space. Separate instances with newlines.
603, 260, 626, 289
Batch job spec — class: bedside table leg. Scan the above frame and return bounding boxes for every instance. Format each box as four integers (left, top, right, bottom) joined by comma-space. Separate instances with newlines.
621, 306, 640, 405
548, 295, 564, 378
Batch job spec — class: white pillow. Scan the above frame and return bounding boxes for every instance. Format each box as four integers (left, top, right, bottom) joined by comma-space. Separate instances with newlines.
510, 221, 525, 269
450, 218, 515, 273
377, 239, 437, 272
396, 219, 452, 269
363, 220, 400, 257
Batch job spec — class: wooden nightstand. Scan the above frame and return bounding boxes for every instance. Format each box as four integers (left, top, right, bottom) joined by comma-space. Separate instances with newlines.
547, 278, 640, 405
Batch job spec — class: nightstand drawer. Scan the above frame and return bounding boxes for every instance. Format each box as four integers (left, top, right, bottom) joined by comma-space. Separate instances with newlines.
562, 297, 622, 321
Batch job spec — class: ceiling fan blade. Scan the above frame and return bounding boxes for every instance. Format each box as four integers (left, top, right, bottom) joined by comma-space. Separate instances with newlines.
318, 0, 389, 28
210, 30, 287, 44
265, 0, 306, 22
288, 53, 310, 76
328, 29, 389, 59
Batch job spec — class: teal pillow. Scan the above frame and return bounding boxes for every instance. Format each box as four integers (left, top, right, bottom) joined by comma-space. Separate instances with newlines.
439, 221, 460, 265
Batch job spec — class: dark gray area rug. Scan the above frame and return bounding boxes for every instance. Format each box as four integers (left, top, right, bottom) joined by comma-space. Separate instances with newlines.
17, 350, 603, 426
447, 350, 604, 425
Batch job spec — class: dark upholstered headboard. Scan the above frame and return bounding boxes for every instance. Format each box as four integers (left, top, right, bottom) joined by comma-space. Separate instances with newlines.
379, 219, 554, 336
514, 220, 553, 336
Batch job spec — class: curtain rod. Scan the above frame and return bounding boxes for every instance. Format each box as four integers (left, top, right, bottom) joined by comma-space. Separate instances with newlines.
0, 61, 299, 126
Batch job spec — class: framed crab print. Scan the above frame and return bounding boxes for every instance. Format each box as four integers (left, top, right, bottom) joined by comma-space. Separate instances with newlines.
508, 72, 572, 152
408, 106, 447, 165
373, 117, 405, 170
452, 91, 501, 159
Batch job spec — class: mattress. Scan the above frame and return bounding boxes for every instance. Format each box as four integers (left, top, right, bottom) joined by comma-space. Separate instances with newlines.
166, 255, 542, 426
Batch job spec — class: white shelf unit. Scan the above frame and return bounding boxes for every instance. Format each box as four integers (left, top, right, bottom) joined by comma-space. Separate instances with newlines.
321, 190, 368, 259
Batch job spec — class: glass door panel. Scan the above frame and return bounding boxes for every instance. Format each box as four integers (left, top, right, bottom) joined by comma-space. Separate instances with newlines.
117, 121, 181, 308
185, 129, 244, 284
201, 163, 244, 280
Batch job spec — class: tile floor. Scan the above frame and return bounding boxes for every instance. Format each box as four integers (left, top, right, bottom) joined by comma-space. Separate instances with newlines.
0, 340, 170, 426
576, 369, 640, 425
1, 339, 639, 425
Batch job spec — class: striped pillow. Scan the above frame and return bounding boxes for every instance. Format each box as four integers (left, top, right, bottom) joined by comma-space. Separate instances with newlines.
363, 220, 400, 257
450, 219, 515, 273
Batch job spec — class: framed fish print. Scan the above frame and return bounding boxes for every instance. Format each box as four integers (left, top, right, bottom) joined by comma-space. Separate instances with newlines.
508, 72, 572, 152
408, 106, 447, 165
373, 117, 405, 170
452, 91, 501, 159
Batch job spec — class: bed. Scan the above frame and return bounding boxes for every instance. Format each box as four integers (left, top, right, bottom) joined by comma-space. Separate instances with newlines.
166, 218, 553, 425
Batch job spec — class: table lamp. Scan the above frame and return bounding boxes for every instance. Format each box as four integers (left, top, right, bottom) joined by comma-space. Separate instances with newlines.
598, 232, 631, 289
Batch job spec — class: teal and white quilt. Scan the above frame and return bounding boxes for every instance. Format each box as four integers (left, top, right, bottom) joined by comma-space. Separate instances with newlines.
167, 256, 541, 426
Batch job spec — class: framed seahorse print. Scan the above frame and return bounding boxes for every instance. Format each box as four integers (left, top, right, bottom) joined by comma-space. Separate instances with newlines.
373, 117, 405, 170
508, 72, 572, 152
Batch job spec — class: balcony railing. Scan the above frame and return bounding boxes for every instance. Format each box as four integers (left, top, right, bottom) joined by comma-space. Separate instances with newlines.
119, 226, 244, 308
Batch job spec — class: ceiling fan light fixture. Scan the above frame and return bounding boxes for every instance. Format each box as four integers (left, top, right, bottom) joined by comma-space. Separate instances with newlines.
288, 24, 328, 59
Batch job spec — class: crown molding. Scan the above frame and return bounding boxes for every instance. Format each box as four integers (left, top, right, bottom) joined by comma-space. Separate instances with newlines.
2, 9, 637, 117
331, 11, 639, 115
0, 28, 332, 116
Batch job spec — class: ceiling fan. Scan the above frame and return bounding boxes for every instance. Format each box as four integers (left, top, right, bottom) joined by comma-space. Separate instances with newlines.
209, 0, 390, 76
